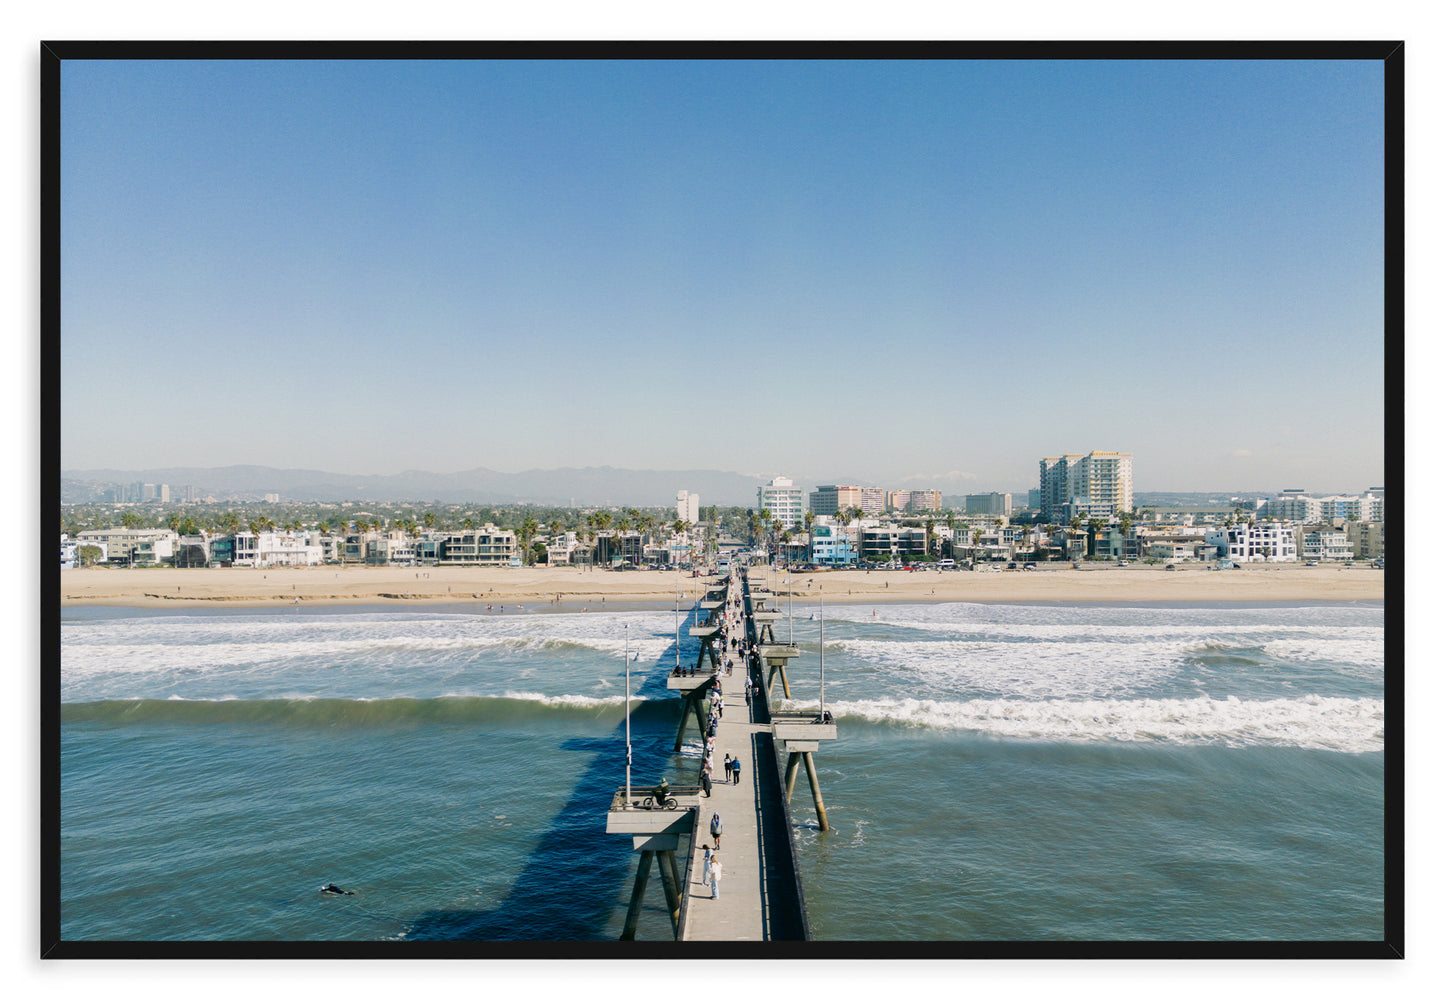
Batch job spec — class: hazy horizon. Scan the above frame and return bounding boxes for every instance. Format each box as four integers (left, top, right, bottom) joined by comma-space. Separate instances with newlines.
60, 56, 1386, 494
58, 459, 1383, 502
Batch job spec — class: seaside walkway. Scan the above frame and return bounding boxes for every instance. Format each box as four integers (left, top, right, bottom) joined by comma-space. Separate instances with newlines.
607, 567, 811, 941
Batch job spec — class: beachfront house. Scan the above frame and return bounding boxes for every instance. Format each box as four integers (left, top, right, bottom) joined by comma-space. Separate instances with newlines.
75, 527, 177, 566
809, 523, 858, 567
230, 530, 324, 568
1297, 526, 1352, 561
1204, 522, 1299, 563
368, 531, 416, 566
860, 524, 928, 563
436, 525, 518, 566
173, 533, 212, 568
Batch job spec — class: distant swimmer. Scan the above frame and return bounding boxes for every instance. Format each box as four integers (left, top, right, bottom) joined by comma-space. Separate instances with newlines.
319, 883, 354, 895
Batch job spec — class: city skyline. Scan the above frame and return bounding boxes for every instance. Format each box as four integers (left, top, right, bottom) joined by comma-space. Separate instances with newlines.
60, 56, 1386, 493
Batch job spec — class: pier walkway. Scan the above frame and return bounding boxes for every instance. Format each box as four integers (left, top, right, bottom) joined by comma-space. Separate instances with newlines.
677, 578, 807, 940
607, 567, 813, 941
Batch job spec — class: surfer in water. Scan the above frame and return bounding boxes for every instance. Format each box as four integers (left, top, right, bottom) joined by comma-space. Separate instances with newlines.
319, 883, 354, 895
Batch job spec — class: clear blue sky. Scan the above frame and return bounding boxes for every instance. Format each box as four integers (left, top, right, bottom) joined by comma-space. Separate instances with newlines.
60, 58, 1385, 494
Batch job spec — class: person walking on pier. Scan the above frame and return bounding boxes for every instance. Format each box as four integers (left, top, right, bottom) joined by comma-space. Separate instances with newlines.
731, 755, 741, 784
710, 854, 722, 899
710, 811, 723, 849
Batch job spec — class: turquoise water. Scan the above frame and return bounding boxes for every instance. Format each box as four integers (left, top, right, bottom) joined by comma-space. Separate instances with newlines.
57, 600, 1385, 943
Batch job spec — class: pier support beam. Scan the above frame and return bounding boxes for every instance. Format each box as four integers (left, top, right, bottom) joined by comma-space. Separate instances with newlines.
782, 750, 829, 832
766, 660, 792, 699
620, 849, 655, 941
608, 810, 691, 940
802, 751, 829, 833
656, 850, 682, 935
671, 686, 712, 752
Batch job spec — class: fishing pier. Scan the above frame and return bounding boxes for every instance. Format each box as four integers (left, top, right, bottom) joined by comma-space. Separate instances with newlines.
606, 566, 834, 941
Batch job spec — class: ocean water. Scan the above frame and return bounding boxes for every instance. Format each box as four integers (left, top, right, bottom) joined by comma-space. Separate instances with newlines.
57, 598, 1385, 943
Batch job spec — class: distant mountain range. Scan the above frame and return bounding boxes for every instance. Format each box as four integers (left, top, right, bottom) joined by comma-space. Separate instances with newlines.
60, 465, 776, 508
60, 465, 1278, 510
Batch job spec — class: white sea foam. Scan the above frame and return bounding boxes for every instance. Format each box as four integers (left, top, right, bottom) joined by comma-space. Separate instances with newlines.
1263, 639, 1384, 670
496, 690, 640, 708
833, 637, 1187, 699
814, 695, 1384, 752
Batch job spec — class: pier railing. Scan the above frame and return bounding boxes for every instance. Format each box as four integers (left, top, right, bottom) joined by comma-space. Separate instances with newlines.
609, 784, 703, 813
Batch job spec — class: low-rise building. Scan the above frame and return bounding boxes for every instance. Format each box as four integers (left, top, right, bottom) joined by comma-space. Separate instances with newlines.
437, 525, 518, 566
1345, 520, 1386, 561
1297, 526, 1352, 561
173, 533, 212, 568
75, 527, 177, 566
861, 524, 927, 562
809, 523, 858, 567
1204, 522, 1298, 563
369, 531, 416, 566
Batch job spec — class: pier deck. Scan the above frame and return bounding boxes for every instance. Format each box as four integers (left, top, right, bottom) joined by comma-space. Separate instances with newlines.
677, 576, 809, 941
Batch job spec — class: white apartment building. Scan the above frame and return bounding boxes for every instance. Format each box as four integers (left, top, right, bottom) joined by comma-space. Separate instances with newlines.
231, 530, 324, 567
1205, 522, 1298, 563
675, 490, 700, 525
758, 476, 804, 529
1039, 451, 1133, 523
1259, 489, 1385, 524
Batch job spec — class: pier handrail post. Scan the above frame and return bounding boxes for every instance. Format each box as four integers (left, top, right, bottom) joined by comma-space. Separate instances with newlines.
625, 623, 632, 808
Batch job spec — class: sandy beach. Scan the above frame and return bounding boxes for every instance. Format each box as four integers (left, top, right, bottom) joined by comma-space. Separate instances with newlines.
59, 562, 1385, 608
